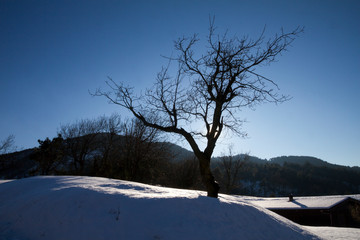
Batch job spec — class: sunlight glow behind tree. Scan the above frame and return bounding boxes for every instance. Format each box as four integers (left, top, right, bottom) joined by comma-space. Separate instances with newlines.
95, 20, 303, 197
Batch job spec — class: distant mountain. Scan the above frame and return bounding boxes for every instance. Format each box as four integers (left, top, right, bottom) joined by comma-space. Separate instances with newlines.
269, 156, 329, 167
212, 154, 267, 165
222, 154, 357, 170
0, 148, 35, 179
214, 155, 336, 167
210, 153, 360, 197
1, 139, 359, 197
0, 138, 195, 179
268, 156, 360, 172
161, 142, 194, 162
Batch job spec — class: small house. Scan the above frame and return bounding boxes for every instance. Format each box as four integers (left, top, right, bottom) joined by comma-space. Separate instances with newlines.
250, 195, 360, 228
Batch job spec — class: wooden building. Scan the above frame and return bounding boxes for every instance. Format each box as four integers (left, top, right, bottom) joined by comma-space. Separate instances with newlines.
250, 195, 360, 228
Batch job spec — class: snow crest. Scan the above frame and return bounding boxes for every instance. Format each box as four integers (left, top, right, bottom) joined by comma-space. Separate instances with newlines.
0, 176, 321, 240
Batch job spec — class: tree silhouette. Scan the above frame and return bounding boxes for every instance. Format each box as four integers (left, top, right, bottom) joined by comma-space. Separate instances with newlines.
95, 20, 303, 197
0, 135, 16, 154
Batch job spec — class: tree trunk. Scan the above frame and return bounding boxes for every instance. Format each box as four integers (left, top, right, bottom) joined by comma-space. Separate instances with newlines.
198, 155, 220, 198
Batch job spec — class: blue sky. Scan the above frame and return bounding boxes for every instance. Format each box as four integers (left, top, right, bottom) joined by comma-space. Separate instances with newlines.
1, 0, 359, 166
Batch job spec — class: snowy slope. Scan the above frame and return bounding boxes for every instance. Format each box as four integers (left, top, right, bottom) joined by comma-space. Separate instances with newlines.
304, 226, 360, 240
0, 176, 325, 240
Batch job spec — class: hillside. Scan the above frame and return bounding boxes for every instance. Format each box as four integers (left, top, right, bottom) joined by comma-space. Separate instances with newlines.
0, 148, 35, 179
0, 176, 323, 240
212, 154, 360, 197
270, 156, 328, 166
1, 140, 359, 197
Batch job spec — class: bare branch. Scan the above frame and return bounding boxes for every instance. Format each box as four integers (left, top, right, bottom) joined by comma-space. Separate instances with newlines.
94, 20, 303, 198
0, 135, 16, 154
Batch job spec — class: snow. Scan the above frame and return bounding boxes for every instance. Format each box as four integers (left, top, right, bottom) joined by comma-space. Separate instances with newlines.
0, 176, 357, 240
246, 195, 360, 210
0, 179, 13, 184
305, 226, 360, 240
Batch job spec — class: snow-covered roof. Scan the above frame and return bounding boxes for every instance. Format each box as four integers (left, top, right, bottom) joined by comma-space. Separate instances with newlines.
248, 195, 360, 210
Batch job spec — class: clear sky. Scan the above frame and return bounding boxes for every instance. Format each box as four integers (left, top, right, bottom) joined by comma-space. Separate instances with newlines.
1, 0, 359, 166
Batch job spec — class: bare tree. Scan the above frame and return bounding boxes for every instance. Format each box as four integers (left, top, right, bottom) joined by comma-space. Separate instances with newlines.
170, 156, 201, 190
92, 114, 123, 177
216, 147, 248, 194
0, 135, 16, 173
94, 20, 302, 197
0, 135, 16, 154
59, 118, 104, 174
119, 118, 165, 182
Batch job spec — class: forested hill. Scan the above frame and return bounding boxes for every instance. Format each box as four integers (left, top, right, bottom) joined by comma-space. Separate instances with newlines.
269, 155, 359, 169
1, 139, 359, 197
213, 154, 360, 197
216, 154, 359, 170
270, 156, 328, 166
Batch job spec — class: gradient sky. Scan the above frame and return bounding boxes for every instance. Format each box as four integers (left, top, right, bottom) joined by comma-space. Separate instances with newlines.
1, 0, 359, 166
